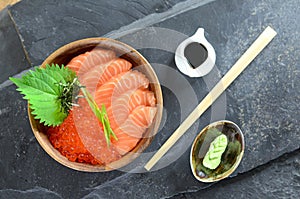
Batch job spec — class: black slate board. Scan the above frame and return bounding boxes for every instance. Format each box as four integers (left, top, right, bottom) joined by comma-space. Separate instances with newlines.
0, 0, 299, 198
126, 0, 300, 173
0, 85, 125, 199
176, 149, 300, 198
9, 0, 187, 65
0, 8, 31, 84
74, 0, 300, 197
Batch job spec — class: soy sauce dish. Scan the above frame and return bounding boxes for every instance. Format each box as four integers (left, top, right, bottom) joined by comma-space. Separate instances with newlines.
190, 120, 245, 183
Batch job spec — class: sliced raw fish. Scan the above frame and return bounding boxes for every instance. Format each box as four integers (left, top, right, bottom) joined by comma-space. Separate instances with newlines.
67, 48, 115, 75
81, 58, 132, 93
94, 70, 149, 108
112, 106, 157, 155
107, 89, 156, 129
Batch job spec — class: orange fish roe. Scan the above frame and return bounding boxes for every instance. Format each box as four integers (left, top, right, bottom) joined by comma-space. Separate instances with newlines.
47, 50, 157, 165
47, 98, 122, 165
47, 111, 102, 165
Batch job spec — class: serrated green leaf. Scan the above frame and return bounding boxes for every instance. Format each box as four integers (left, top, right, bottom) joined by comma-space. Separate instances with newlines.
10, 65, 77, 126
43, 66, 66, 84
11, 64, 117, 144
26, 95, 57, 102
47, 64, 76, 83
29, 68, 61, 95
12, 78, 57, 98
31, 101, 67, 126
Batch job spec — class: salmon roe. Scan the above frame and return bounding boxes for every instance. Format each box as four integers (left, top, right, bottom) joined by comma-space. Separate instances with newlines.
47, 97, 122, 165
47, 110, 102, 165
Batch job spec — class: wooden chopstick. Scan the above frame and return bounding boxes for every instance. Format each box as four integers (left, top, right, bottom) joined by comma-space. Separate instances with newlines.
145, 26, 277, 171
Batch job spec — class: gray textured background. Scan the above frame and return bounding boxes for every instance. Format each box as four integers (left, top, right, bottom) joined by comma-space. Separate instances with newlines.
0, 0, 299, 198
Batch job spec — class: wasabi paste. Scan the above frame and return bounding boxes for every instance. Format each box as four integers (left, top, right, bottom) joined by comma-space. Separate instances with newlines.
203, 134, 228, 170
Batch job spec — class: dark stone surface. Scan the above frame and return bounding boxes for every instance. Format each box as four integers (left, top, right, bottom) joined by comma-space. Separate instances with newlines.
0, 187, 62, 199
80, 0, 300, 197
142, 0, 300, 174
176, 149, 300, 198
0, 8, 31, 84
0, 85, 125, 199
0, 0, 299, 198
9, 0, 187, 65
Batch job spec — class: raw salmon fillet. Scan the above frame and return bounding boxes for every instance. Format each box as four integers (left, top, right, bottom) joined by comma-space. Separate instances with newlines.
111, 130, 140, 156
72, 98, 121, 164
67, 48, 116, 76
81, 58, 132, 93
107, 89, 156, 130
49, 49, 158, 165
94, 70, 149, 108
112, 106, 157, 155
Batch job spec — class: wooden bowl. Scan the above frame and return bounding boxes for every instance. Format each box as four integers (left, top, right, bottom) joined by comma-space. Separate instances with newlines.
28, 38, 163, 172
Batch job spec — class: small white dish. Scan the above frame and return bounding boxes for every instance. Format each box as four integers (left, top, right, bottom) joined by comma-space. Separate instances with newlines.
175, 28, 216, 77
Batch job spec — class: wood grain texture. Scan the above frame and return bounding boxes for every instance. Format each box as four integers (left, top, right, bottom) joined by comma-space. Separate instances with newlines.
0, 0, 20, 11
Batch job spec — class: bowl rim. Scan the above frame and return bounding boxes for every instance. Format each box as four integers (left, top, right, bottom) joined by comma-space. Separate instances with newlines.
27, 37, 163, 172
189, 120, 245, 182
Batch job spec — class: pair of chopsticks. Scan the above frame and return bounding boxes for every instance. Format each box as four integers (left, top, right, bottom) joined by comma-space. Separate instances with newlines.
145, 26, 277, 171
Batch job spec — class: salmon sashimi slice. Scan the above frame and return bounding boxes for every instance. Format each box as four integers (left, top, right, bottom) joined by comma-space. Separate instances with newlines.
111, 130, 140, 155
73, 98, 121, 164
94, 70, 149, 108
128, 89, 156, 111
112, 106, 157, 155
67, 48, 116, 75
127, 106, 157, 132
107, 89, 156, 130
81, 58, 132, 93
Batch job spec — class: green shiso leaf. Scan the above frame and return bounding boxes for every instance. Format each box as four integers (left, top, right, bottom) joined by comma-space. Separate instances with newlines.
9, 64, 76, 126
203, 134, 228, 170
10, 63, 117, 146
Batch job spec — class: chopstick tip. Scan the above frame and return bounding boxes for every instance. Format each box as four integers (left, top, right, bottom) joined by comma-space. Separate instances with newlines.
265, 26, 277, 37
144, 163, 152, 171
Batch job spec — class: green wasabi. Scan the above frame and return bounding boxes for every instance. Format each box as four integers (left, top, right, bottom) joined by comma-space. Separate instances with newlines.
203, 134, 228, 170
